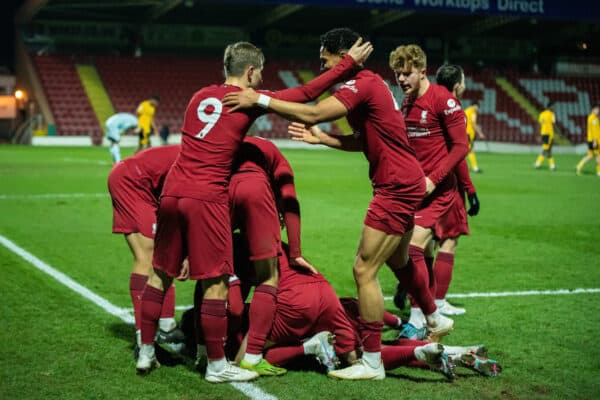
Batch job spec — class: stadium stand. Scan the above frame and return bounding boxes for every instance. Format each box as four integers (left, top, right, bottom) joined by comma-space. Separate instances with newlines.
32, 54, 102, 140
32, 53, 600, 144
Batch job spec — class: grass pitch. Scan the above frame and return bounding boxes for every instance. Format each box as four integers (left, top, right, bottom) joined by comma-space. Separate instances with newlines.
1, 145, 599, 399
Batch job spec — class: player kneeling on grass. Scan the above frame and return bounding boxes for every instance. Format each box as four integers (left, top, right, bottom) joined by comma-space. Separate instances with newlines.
105, 113, 139, 165
107, 145, 185, 357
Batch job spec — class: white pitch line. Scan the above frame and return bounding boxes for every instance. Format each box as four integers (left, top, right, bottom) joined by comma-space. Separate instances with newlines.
145, 287, 600, 315
63, 157, 112, 165
0, 234, 133, 324
383, 287, 600, 301
0, 193, 108, 200
0, 234, 278, 400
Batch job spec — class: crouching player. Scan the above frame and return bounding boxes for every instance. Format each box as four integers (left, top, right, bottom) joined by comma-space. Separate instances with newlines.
107, 145, 185, 355
105, 112, 138, 164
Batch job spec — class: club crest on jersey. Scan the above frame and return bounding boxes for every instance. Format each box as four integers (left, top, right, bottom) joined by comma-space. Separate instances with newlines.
420, 110, 428, 124
444, 98, 462, 115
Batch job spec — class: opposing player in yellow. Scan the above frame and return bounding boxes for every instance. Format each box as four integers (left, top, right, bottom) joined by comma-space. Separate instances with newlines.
136, 95, 160, 152
464, 101, 485, 173
576, 104, 600, 176
534, 102, 556, 171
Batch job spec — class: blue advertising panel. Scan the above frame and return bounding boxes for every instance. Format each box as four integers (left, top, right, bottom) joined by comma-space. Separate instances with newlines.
227, 0, 600, 21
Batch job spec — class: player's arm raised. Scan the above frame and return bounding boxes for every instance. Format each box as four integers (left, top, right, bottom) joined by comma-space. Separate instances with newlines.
288, 122, 362, 152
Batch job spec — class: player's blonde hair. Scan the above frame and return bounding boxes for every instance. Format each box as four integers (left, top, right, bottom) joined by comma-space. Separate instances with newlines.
389, 44, 427, 71
223, 42, 265, 77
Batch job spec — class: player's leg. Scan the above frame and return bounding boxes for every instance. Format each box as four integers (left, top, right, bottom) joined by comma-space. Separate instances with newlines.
395, 225, 453, 341
124, 233, 153, 348
468, 151, 480, 173
137, 197, 182, 374
109, 139, 121, 164
576, 146, 593, 175
240, 256, 287, 376
595, 152, 600, 176
328, 226, 402, 380
535, 136, 548, 168
434, 237, 465, 315
547, 138, 556, 170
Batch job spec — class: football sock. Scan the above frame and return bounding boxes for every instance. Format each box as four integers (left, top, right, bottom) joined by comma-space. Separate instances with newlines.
394, 246, 436, 315
434, 252, 454, 300
200, 299, 227, 361
245, 284, 277, 360
362, 351, 382, 369
357, 316, 383, 353
129, 273, 148, 331
160, 284, 175, 320
227, 280, 245, 347
596, 165, 600, 176
381, 346, 416, 370
425, 254, 436, 300
109, 143, 121, 163
535, 155, 544, 166
140, 285, 165, 345
549, 158, 556, 169
468, 152, 479, 171
408, 307, 426, 328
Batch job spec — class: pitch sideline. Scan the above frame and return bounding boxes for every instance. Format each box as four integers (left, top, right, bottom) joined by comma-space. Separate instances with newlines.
0, 234, 277, 400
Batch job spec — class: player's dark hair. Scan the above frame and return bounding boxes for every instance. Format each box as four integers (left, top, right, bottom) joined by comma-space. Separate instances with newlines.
592, 103, 600, 109
223, 42, 265, 77
320, 28, 361, 55
472, 100, 480, 106
150, 95, 160, 102
546, 101, 554, 109
435, 64, 464, 93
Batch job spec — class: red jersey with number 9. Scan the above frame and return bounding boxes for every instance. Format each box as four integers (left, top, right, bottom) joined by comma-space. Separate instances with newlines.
161, 84, 264, 202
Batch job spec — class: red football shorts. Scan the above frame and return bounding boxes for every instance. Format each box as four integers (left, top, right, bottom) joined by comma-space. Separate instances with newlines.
434, 192, 469, 239
269, 281, 357, 355
364, 180, 426, 236
108, 162, 157, 238
229, 173, 280, 261
415, 178, 457, 231
152, 196, 233, 280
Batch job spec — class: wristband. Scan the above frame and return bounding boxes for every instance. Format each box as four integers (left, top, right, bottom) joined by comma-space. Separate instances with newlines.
257, 94, 271, 109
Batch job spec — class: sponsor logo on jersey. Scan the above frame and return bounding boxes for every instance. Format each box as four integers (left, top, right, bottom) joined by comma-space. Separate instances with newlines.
420, 110, 428, 124
444, 98, 462, 115
407, 126, 431, 138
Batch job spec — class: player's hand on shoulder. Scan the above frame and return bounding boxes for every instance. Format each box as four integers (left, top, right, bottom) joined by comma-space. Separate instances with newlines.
467, 192, 480, 216
223, 88, 259, 112
347, 37, 374, 66
290, 256, 318, 275
288, 122, 323, 144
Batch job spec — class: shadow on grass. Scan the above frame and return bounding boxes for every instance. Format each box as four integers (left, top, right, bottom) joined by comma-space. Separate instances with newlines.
107, 322, 186, 367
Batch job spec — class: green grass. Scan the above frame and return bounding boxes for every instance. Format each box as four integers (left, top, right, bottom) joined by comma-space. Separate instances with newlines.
1, 146, 599, 399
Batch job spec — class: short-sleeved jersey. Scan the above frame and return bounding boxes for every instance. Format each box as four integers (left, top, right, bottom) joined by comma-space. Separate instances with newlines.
121, 145, 180, 199
105, 113, 138, 141
538, 109, 555, 135
401, 83, 467, 183
587, 113, 600, 142
162, 55, 358, 203
332, 70, 423, 189
465, 106, 477, 139
137, 100, 156, 130
162, 85, 263, 202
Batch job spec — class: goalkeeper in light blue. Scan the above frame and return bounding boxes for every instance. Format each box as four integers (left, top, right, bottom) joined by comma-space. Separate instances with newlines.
105, 113, 139, 164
